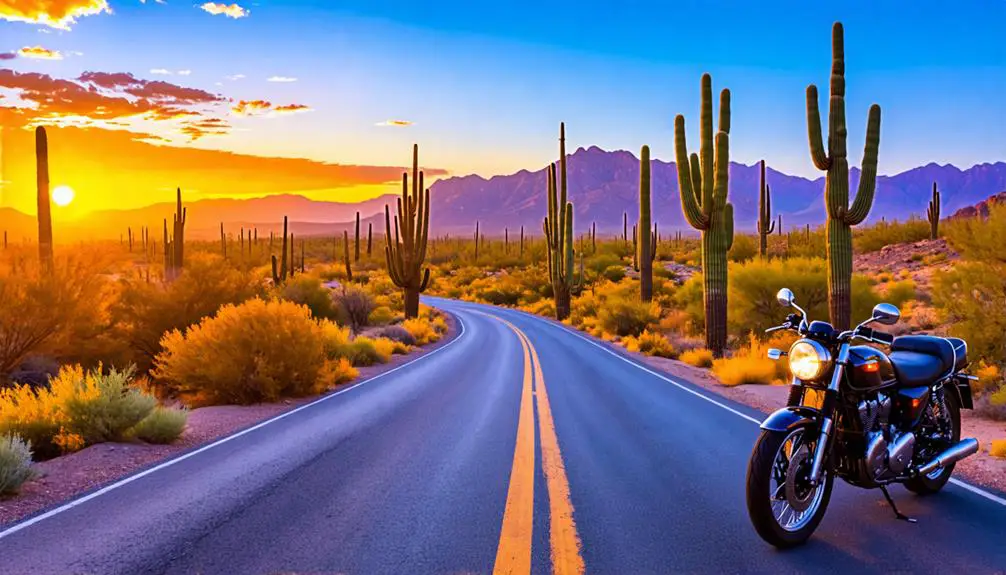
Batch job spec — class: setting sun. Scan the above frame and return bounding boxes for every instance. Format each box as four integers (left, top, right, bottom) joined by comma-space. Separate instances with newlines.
52, 185, 75, 207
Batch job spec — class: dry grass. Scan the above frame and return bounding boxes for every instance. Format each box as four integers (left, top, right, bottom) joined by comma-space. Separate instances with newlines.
622, 330, 677, 359
680, 348, 714, 368
990, 439, 1006, 459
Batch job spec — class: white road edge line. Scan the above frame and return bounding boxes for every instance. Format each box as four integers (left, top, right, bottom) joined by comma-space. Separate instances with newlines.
0, 314, 469, 541
470, 302, 1006, 509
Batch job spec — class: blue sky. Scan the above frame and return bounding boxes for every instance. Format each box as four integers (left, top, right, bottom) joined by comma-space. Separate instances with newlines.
2, 0, 1004, 192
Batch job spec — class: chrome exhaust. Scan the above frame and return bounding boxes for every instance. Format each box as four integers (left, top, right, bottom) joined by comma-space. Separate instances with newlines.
916, 438, 979, 476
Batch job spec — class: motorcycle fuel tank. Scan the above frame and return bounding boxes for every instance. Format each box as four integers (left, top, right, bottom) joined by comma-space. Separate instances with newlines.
846, 345, 896, 390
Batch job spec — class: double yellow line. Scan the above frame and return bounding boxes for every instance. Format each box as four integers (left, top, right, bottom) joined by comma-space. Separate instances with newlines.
483, 312, 584, 575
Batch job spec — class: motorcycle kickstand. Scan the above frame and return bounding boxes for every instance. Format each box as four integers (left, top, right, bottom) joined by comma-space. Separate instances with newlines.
880, 485, 917, 523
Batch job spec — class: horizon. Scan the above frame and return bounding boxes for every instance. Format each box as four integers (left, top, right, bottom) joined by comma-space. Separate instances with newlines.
2, 1, 1005, 216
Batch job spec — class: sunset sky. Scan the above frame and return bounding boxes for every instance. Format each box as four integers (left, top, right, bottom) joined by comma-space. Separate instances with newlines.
1, 0, 1004, 216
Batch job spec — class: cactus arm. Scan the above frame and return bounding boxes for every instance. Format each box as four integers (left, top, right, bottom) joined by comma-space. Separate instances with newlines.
766, 185, 776, 233
689, 153, 702, 207
806, 85, 831, 170
718, 88, 731, 134
725, 202, 735, 251
713, 131, 729, 212
844, 104, 881, 225
674, 116, 710, 230
419, 268, 430, 291
563, 203, 574, 284
559, 123, 567, 247
699, 74, 714, 213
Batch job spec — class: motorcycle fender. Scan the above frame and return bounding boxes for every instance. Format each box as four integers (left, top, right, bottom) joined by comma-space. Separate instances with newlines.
760, 406, 821, 433
950, 378, 974, 410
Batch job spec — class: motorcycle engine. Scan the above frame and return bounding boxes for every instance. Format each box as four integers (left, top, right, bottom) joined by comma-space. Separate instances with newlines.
858, 394, 916, 480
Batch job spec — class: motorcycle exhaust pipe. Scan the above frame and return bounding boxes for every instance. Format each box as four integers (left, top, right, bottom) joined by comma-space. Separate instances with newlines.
916, 438, 979, 476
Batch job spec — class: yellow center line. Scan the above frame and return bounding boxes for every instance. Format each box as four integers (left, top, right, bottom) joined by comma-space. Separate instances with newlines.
492, 313, 536, 575
479, 309, 584, 575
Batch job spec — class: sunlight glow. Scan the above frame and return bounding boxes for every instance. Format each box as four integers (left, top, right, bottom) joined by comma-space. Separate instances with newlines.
52, 185, 75, 207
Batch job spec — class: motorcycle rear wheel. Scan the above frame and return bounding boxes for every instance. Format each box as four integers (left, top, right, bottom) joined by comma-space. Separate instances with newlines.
905, 389, 961, 495
746, 425, 834, 548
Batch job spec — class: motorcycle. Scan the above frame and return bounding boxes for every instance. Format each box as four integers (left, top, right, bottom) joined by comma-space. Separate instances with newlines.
745, 288, 980, 548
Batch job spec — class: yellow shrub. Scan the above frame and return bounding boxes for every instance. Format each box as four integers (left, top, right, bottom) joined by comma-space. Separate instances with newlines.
368, 306, 396, 326
321, 358, 358, 387
361, 337, 394, 363
152, 298, 330, 406
319, 320, 353, 360
990, 440, 1006, 459
680, 348, 714, 368
622, 330, 677, 359
712, 355, 779, 386
430, 315, 448, 334
973, 361, 1002, 395
402, 318, 441, 345
597, 297, 657, 337
54, 364, 156, 444
0, 382, 65, 459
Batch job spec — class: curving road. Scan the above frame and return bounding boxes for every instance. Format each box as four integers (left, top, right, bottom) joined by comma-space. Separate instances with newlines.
2, 298, 1005, 574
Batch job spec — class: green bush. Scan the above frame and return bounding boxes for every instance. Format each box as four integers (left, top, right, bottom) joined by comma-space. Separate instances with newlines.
368, 305, 396, 326
602, 265, 626, 283
131, 407, 187, 444
344, 338, 386, 367
0, 434, 35, 495
728, 234, 758, 262
854, 217, 930, 253
278, 276, 338, 320
59, 365, 157, 444
598, 298, 656, 337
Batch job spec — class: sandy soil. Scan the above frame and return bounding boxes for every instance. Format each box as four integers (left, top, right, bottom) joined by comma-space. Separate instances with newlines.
0, 314, 460, 528
635, 353, 1006, 493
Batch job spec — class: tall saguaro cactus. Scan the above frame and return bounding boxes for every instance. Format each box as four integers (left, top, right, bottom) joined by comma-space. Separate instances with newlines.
757, 159, 775, 256
638, 145, 654, 301
35, 126, 53, 271
354, 211, 361, 261
384, 144, 431, 319
543, 123, 583, 320
927, 181, 940, 240
807, 22, 882, 330
271, 215, 289, 285
167, 188, 186, 280
675, 73, 734, 357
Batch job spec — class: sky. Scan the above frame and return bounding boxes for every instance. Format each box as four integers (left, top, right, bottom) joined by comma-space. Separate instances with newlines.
1, 0, 1004, 216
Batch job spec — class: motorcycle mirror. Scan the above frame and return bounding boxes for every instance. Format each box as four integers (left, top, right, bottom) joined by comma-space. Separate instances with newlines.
871, 302, 901, 326
767, 348, 786, 360
776, 288, 795, 308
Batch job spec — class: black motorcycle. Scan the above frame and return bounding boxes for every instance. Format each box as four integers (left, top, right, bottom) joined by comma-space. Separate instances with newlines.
746, 288, 979, 547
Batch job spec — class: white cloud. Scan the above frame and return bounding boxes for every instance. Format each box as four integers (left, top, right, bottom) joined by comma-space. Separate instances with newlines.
267, 76, 297, 83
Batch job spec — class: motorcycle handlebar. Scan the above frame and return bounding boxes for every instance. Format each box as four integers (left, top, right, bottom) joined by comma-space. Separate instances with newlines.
855, 326, 894, 345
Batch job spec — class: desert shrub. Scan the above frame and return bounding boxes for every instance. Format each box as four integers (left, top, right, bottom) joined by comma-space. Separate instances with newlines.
0, 434, 35, 495
854, 217, 930, 253
402, 317, 441, 345
372, 337, 407, 358
334, 285, 376, 332
320, 321, 353, 360
430, 313, 449, 334
597, 297, 656, 337
131, 407, 187, 444
368, 306, 396, 326
278, 276, 338, 320
622, 330, 676, 358
321, 357, 358, 387
0, 381, 65, 459
990, 440, 1006, 459
152, 299, 330, 406
585, 254, 622, 275
711, 335, 788, 386
57, 365, 156, 444
0, 255, 107, 379
974, 393, 1006, 421
111, 253, 262, 373
369, 325, 416, 346
932, 261, 1006, 364
344, 337, 387, 367
602, 265, 626, 282
680, 348, 714, 368
7, 355, 60, 389
972, 361, 1002, 396
728, 234, 758, 262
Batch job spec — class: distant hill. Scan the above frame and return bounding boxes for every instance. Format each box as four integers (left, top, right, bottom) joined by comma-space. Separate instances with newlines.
950, 191, 1006, 219
3, 149, 1005, 241
426, 147, 1006, 234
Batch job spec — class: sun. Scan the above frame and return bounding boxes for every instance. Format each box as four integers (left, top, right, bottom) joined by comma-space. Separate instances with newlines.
52, 185, 75, 207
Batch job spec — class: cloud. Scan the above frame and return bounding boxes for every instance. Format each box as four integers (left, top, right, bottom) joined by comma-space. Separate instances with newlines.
77, 71, 224, 104
231, 100, 311, 117
225, 74, 245, 81
150, 68, 172, 75
18, 46, 63, 60
177, 70, 192, 76
199, 2, 248, 18
0, 52, 17, 60
180, 118, 231, 140
267, 76, 297, 83
376, 120, 414, 127
0, 0, 111, 30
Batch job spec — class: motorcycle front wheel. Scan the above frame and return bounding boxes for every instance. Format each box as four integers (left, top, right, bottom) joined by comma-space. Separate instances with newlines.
746, 425, 834, 548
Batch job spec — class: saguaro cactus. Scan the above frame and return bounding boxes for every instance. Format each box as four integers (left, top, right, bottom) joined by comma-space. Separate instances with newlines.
807, 22, 882, 330
757, 159, 775, 256
638, 145, 654, 301
354, 211, 361, 262
675, 73, 734, 357
384, 144, 431, 319
271, 216, 289, 285
168, 188, 186, 280
344, 230, 353, 281
927, 181, 940, 239
543, 123, 583, 320
35, 126, 53, 271
367, 222, 373, 256
220, 223, 227, 258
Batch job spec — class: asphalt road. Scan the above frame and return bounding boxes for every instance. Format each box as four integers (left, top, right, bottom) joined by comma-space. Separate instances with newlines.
2, 298, 1005, 574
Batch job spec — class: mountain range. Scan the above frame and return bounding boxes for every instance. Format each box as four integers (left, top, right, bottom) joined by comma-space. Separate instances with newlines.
1, 147, 1004, 241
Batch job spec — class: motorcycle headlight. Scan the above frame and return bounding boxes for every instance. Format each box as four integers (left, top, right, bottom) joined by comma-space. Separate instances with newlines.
789, 339, 832, 381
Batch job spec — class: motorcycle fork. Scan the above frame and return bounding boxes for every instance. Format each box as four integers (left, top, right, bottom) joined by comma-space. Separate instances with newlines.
808, 343, 849, 486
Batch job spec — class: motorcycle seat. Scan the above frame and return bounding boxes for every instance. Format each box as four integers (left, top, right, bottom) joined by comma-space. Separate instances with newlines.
888, 335, 967, 386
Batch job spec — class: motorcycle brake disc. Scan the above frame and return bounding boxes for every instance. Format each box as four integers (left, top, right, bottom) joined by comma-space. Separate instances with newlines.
785, 446, 816, 513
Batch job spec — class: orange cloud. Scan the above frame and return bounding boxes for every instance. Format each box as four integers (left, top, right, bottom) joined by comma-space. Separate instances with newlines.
17, 46, 63, 60
376, 120, 414, 127
199, 2, 248, 18
231, 100, 310, 117
0, 0, 111, 29
179, 118, 230, 140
